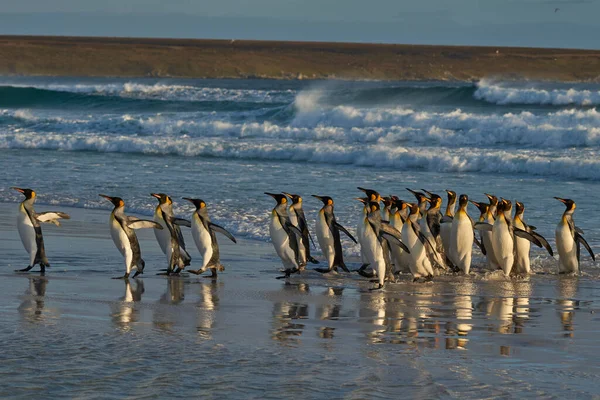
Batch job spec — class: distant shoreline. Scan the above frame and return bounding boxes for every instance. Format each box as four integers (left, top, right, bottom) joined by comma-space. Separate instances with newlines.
1, 35, 599, 82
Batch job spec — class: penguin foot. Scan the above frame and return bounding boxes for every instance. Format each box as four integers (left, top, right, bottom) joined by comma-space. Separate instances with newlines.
112, 274, 130, 280
132, 270, 143, 278
354, 263, 370, 272
16, 265, 34, 272
314, 268, 333, 274
357, 269, 376, 278
369, 279, 380, 283
425, 275, 434, 282
308, 257, 320, 264
369, 284, 384, 291
188, 269, 206, 275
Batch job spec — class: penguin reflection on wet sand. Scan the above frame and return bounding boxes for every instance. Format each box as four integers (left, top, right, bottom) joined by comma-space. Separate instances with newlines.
183, 198, 237, 278
266, 192, 304, 279
555, 198, 595, 274
151, 193, 192, 275
99, 194, 163, 279
312, 195, 357, 274
12, 187, 71, 274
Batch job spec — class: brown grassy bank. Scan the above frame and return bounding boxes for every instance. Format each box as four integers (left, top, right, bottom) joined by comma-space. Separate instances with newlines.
1, 35, 599, 81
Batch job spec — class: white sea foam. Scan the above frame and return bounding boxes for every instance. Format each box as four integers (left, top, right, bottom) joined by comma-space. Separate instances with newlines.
475, 79, 600, 106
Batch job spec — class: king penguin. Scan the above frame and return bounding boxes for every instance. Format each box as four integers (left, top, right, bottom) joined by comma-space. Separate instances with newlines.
513, 201, 553, 275
265, 192, 304, 279
449, 194, 475, 275
401, 203, 436, 281
99, 194, 163, 279
11, 187, 70, 273
183, 198, 237, 277
555, 197, 594, 274
440, 190, 457, 266
312, 195, 357, 273
151, 193, 191, 274
470, 198, 500, 271
282, 192, 319, 268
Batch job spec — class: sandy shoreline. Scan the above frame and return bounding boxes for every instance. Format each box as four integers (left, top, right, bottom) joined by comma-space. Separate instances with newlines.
1, 35, 600, 82
1, 202, 600, 397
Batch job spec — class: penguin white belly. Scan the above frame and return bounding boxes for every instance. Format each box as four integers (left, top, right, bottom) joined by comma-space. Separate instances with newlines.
361, 219, 381, 275
316, 212, 335, 268
556, 223, 577, 273
390, 216, 410, 273
17, 208, 37, 266
513, 220, 531, 275
269, 212, 296, 269
420, 218, 443, 268
110, 216, 132, 270
492, 223, 514, 277
402, 223, 432, 278
153, 209, 170, 255
451, 216, 474, 274
191, 215, 213, 269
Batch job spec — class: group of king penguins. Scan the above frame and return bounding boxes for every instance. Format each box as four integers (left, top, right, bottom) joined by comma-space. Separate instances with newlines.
266, 187, 595, 290
10, 187, 236, 279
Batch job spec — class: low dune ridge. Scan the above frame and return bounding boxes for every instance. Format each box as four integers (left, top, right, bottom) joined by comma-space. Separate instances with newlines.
1, 35, 600, 81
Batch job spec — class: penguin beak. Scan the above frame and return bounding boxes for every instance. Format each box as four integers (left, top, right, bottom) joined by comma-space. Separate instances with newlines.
469, 200, 480, 207
99, 194, 113, 201
311, 195, 323, 200
421, 189, 436, 198
485, 193, 495, 201
10, 187, 25, 193
554, 197, 567, 204
151, 193, 161, 199
354, 197, 367, 204
182, 197, 194, 203
264, 192, 279, 199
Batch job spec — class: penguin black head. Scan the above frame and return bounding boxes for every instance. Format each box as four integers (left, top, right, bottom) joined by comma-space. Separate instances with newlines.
357, 187, 380, 202
355, 197, 368, 205
408, 203, 419, 215
11, 187, 36, 200
555, 197, 576, 212
458, 194, 469, 208
407, 188, 429, 204
151, 193, 173, 205
501, 198, 512, 212
496, 200, 505, 214
99, 194, 125, 208
428, 194, 443, 209
445, 190, 457, 203
369, 201, 380, 213
381, 196, 393, 208
182, 197, 206, 210
312, 195, 333, 206
282, 192, 302, 205
515, 201, 525, 215
469, 200, 489, 216
485, 193, 498, 206
265, 192, 287, 205
393, 198, 406, 210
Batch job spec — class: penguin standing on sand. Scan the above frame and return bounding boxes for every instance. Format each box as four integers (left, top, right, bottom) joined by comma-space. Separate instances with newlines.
99, 194, 162, 279
440, 190, 457, 265
183, 197, 237, 277
555, 197, 594, 274
283, 192, 319, 269
401, 203, 436, 281
11, 187, 70, 273
312, 195, 357, 273
449, 194, 475, 275
266, 192, 304, 279
151, 193, 191, 274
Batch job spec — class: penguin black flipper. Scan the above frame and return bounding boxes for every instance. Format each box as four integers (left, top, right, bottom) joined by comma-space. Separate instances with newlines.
172, 218, 192, 227
334, 222, 358, 244
427, 212, 442, 238
381, 232, 410, 253
575, 232, 595, 261
412, 221, 436, 252
473, 234, 486, 255
513, 228, 543, 248
127, 217, 163, 230
474, 222, 493, 232
575, 227, 585, 235
531, 231, 554, 256
209, 222, 237, 243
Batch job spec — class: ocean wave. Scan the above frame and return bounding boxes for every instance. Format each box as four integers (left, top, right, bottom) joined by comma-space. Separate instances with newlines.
2, 132, 600, 181
4, 104, 599, 148
475, 79, 600, 106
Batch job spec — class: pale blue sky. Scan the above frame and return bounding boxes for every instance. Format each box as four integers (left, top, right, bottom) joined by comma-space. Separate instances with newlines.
1, 0, 598, 49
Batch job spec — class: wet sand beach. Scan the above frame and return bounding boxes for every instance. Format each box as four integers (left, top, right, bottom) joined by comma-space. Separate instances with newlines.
1, 203, 600, 398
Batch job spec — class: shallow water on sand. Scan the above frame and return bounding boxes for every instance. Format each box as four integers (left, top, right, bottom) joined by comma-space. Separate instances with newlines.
1, 207, 600, 399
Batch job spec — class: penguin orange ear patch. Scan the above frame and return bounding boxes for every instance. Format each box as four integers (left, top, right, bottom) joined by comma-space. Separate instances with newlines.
200, 201, 206, 209
327, 199, 333, 206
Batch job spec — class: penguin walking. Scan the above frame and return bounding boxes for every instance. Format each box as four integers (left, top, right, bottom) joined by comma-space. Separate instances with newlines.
449, 194, 475, 275
364, 201, 410, 289
389, 199, 411, 274
183, 198, 237, 277
99, 194, 163, 279
440, 190, 457, 262
265, 192, 304, 279
312, 195, 357, 273
555, 197, 594, 274
151, 193, 192, 274
513, 201, 553, 275
401, 203, 436, 281
475, 199, 545, 277
283, 192, 319, 269
11, 187, 70, 273
419, 190, 446, 269
356, 187, 382, 272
